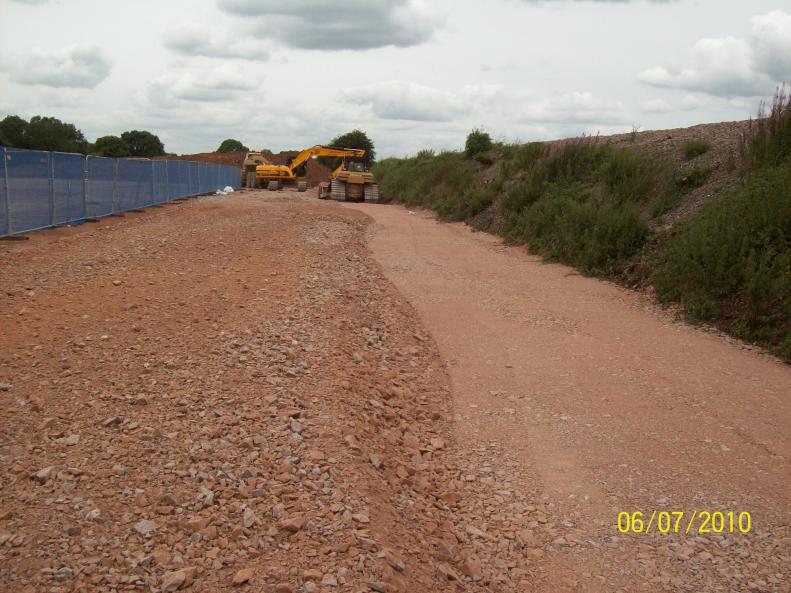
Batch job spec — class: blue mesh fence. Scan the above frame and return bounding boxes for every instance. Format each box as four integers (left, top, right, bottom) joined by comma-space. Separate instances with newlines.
53, 153, 86, 226
166, 161, 180, 200
0, 147, 240, 237
5, 149, 52, 234
154, 161, 168, 204
86, 157, 116, 219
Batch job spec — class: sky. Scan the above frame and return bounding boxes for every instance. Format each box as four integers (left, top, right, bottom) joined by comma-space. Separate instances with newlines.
1, 0, 790, 157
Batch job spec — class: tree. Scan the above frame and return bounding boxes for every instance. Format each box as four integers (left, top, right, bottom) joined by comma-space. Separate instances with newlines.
91, 135, 131, 157
217, 138, 249, 153
465, 128, 492, 158
331, 129, 375, 164
0, 115, 30, 148
25, 116, 89, 153
319, 129, 375, 171
121, 130, 165, 157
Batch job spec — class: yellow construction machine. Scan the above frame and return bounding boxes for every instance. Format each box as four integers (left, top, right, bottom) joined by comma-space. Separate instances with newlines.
319, 159, 379, 202
255, 145, 376, 198
241, 152, 272, 188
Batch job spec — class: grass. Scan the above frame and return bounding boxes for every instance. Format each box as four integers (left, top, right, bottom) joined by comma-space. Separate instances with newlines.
683, 139, 712, 160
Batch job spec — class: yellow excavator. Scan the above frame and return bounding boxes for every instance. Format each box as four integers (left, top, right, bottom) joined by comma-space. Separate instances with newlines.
255, 145, 377, 201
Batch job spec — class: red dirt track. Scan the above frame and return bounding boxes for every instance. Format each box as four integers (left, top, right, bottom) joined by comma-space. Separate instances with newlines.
1, 191, 789, 593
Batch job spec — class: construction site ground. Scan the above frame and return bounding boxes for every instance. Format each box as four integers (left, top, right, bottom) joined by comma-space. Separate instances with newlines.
1, 190, 789, 593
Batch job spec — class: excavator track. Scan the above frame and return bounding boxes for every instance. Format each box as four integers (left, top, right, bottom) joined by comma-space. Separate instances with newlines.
364, 184, 380, 203
330, 179, 346, 201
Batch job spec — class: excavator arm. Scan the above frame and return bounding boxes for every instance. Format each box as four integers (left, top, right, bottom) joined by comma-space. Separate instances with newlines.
288, 145, 366, 174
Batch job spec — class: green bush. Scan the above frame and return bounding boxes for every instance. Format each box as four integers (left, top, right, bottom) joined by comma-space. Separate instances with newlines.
653, 163, 791, 360
465, 128, 493, 158
683, 139, 712, 160
518, 182, 649, 274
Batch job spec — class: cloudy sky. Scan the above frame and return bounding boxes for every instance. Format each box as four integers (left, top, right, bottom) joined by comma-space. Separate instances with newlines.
1, 0, 790, 156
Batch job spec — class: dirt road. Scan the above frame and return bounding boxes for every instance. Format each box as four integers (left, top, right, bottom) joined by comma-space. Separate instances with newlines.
1, 192, 789, 593
344, 201, 791, 592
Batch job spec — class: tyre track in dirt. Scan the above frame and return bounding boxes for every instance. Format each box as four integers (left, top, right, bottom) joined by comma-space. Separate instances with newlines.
345, 201, 791, 593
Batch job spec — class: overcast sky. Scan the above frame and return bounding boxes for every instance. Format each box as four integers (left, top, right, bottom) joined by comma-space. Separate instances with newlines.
1, 0, 790, 156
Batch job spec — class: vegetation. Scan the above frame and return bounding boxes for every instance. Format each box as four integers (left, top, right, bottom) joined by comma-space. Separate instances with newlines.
121, 130, 165, 158
0, 115, 170, 158
375, 89, 791, 360
655, 89, 791, 359
465, 128, 493, 158
739, 87, 791, 171
91, 135, 130, 157
321, 129, 375, 171
0, 115, 89, 153
683, 139, 712, 160
217, 138, 249, 153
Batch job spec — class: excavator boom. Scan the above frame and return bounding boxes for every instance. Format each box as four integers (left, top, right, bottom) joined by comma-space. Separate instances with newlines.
255, 145, 366, 186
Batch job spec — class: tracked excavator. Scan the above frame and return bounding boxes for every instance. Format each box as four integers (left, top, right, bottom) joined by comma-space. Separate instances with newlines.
255, 145, 377, 200
318, 159, 379, 202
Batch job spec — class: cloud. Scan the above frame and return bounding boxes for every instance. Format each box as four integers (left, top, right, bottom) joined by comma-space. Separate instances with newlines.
640, 98, 672, 114
750, 10, 791, 80
145, 64, 260, 107
216, 0, 440, 50
342, 80, 469, 121
639, 10, 791, 97
680, 94, 707, 111
517, 91, 629, 125
164, 23, 270, 60
9, 0, 49, 4
6, 45, 112, 88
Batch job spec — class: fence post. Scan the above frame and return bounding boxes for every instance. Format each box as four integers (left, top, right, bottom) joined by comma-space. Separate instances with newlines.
111, 158, 119, 214
49, 153, 56, 226
187, 164, 191, 197
151, 160, 156, 205
2, 148, 11, 236
165, 159, 170, 201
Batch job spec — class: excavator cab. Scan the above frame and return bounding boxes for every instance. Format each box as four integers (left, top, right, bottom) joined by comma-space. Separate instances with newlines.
344, 160, 366, 173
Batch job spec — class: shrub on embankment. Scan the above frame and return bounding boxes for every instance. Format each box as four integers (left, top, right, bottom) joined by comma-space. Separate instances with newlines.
374, 112, 791, 361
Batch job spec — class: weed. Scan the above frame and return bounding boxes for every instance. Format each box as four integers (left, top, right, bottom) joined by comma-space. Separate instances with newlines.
683, 139, 712, 160
739, 85, 791, 171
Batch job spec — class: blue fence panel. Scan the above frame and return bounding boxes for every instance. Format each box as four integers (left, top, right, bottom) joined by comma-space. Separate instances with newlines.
199, 163, 213, 194
5, 149, 51, 234
52, 153, 86, 225
117, 159, 151, 211
86, 156, 115, 219
189, 162, 200, 195
153, 160, 168, 204
166, 160, 179, 200
0, 149, 8, 236
178, 161, 189, 198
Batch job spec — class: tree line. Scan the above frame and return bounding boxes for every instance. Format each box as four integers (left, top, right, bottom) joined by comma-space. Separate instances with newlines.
0, 115, 166, 158
0, 114, 376, 165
